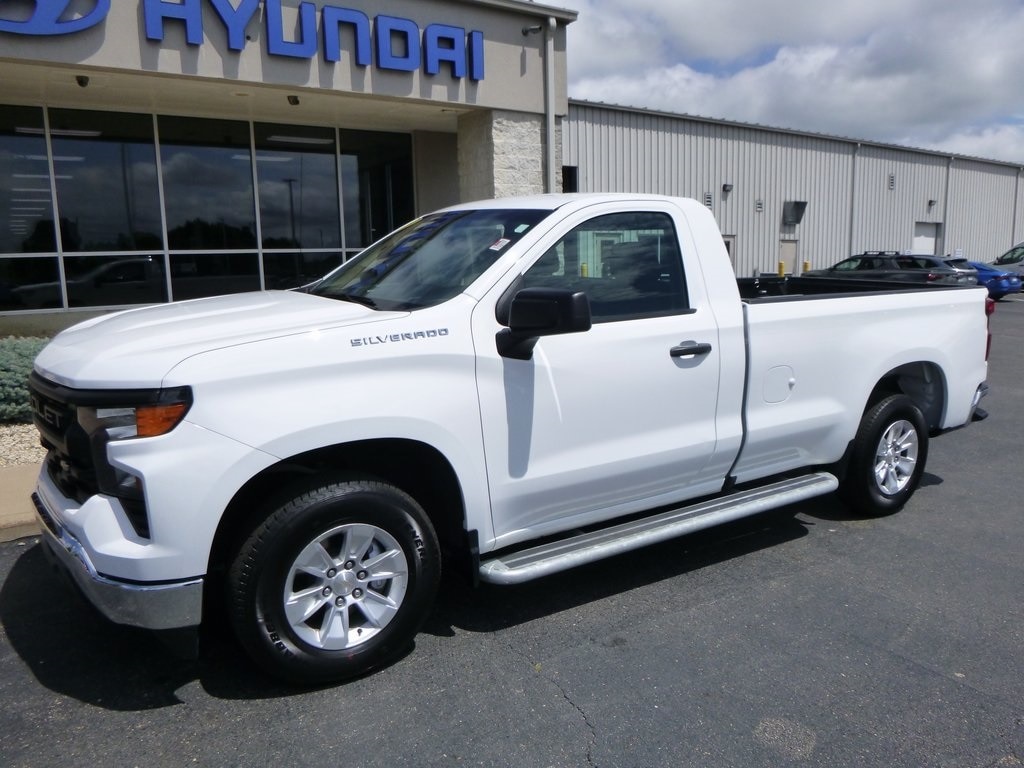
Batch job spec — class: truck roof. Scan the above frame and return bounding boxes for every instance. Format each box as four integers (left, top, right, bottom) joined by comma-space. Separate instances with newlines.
439, 192, 691, 213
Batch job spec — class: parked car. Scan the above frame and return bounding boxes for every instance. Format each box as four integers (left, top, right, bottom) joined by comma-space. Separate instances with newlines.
992, 242, 1024, 276
970, 260, 1022, 299
940, 257, 979, 285
804, 251, 964, 285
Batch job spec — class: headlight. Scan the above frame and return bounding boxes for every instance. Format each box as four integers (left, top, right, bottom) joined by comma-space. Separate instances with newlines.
77, 389, 192, 441
73, 388, 192, 539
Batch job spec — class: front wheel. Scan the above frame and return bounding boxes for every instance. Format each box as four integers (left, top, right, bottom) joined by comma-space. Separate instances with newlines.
842, 394, 929, 517
228, 479, 440, 684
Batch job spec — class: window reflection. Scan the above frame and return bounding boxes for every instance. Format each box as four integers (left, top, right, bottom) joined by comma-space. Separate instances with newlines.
170, 253, 260, 300
263, 251, 345, 290
255, 124, 340, 250
0, 256, 61, 310
64, 255, 167, 307
1, 106, 56, 254
49, 110, 162, 252
159, 116, 257, 250
1, 105, 418, 312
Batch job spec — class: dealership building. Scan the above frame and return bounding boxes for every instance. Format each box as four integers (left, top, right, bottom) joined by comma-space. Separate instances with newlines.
2, 0, 1023, 313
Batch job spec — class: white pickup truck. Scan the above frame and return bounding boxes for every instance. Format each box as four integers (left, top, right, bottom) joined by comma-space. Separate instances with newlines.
29, 194, 990, 684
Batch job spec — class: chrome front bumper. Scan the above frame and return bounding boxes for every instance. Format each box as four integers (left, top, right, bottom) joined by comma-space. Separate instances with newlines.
32, 492, 203, 631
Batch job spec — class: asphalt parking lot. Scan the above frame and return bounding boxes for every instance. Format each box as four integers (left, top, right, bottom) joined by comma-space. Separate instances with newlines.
1, 298, 1022, 768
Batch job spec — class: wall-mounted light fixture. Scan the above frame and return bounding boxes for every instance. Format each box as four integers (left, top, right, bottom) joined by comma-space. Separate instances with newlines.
287, 94, 300, 106
722, 183, 734, 193
522, 25, 543, 36
927, 199, 937, 208
75, 75, 89, 88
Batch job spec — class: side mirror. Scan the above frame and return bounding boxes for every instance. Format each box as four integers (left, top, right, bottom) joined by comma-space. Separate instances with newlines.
496, 287, 591, 360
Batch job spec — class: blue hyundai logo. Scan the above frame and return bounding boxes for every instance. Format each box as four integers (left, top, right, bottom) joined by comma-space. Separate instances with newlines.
0, 0, 111, 36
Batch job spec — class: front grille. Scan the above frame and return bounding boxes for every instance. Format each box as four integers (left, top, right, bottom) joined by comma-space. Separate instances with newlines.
28, 372, 150, 538
29, 375, 99, 504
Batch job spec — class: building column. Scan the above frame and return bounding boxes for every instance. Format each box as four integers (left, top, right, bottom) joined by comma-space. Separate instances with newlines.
457, 109, 561, 200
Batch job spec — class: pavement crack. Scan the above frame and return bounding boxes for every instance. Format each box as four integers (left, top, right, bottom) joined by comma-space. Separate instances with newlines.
547, 673, 597, 768
504, 641, 597, 767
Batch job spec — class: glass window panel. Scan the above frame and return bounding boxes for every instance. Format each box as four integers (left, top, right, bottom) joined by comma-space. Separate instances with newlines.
339, 130, 413, 249
518, 212, 689, 323
1, 255, 61, 310
64, 254, 167, 307
49, 109, 162, 252
170, 252, 260, 300
254, 124, 340, 249
1, 105, 56, 254
159, 116, 256, 250
263, 251, 344, 290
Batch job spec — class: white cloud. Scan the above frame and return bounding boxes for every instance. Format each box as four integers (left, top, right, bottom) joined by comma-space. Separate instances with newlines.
560, 0, 1024, 163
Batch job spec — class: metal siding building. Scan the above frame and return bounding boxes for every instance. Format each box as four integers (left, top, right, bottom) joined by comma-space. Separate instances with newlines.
564, 100, 1024, 278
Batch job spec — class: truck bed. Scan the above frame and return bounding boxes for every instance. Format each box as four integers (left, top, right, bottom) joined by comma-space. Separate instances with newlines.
737, 275, 971, 301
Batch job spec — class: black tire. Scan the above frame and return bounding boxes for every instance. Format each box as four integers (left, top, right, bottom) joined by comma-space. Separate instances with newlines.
227, 479, 440, 685
842, 394, 929, 517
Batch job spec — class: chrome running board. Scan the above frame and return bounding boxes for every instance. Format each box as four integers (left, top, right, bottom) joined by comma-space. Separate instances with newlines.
478, 472, 838, 585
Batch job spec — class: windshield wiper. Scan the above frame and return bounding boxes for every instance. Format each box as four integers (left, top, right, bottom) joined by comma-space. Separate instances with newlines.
331, 292, 378, 309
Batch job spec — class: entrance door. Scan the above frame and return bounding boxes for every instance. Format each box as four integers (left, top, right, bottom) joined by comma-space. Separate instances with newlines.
913, 222, 940, 254
338, 131, 414, 256
780, 240, 798, 274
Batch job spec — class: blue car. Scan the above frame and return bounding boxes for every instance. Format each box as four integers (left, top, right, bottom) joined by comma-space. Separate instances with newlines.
972, 261, 1022, 299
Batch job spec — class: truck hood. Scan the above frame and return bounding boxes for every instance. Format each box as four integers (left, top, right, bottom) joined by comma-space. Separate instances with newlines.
34, 291, 403, 388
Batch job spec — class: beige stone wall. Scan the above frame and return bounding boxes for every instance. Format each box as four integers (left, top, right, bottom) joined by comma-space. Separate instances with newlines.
457, 109, 563, 201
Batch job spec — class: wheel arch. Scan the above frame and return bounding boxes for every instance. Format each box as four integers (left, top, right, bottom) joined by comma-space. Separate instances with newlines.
865, 360, 946, 431
206, 438, 468, 598
829, 360, 945, 484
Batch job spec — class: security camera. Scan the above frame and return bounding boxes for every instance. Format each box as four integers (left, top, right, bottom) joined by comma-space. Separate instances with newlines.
76, 75, 89, 88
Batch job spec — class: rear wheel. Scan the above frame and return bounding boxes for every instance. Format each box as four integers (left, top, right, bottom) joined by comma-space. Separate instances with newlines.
842, 394, 929, 516
228, 479, 440, 684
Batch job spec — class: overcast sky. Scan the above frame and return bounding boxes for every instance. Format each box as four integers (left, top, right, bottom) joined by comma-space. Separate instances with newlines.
558, 0, 1024, 164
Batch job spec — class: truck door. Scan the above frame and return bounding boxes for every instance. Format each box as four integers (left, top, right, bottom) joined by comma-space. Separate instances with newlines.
473, 206, 729, 546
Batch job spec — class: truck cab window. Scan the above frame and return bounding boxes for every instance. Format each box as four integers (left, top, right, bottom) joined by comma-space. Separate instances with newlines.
518, 211, 689, 322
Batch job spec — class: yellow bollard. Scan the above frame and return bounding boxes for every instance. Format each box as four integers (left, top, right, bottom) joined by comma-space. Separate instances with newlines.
777, 261, 785, 276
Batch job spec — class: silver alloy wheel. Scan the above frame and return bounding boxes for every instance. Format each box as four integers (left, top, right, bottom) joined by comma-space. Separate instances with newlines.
872, 419, 919, 496
283, 523, 409, 651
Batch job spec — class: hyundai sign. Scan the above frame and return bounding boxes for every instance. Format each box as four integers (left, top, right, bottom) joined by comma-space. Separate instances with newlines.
0, 0, 485, 81
0, 0, 111, 35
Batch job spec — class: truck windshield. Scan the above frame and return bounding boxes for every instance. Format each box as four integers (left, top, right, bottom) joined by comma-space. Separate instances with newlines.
310, 209, 551, 310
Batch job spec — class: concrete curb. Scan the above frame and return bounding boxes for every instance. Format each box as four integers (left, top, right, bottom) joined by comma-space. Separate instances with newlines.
0, 464, 41, 543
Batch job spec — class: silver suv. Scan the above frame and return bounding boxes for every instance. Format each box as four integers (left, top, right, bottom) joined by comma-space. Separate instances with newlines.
805, 252, 969, 285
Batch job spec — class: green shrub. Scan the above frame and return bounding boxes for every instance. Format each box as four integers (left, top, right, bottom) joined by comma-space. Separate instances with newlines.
0, 337, 49, 423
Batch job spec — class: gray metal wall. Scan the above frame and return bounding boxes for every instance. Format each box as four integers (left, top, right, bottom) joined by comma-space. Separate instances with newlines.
564, 101, 1024, 277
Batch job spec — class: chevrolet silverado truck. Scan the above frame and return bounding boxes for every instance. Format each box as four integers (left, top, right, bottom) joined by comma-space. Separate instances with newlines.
28, 194, 991, 684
